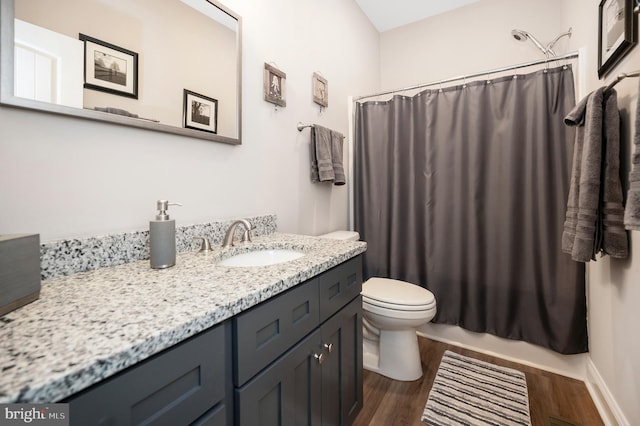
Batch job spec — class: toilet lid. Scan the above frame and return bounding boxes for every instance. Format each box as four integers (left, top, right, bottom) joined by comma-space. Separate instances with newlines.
362, 277, 435, 307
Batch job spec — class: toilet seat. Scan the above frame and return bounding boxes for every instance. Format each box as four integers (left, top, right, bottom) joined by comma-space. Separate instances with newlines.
362, 277, 435, 309
363, 295, 436, 311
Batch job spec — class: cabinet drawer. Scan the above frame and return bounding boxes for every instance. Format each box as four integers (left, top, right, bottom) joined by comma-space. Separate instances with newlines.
67, 323, 229, 426
234, 278, 320, 386
319, 256, 362, 322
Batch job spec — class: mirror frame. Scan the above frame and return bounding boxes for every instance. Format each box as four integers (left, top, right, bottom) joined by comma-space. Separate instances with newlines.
0, 0, 242, 145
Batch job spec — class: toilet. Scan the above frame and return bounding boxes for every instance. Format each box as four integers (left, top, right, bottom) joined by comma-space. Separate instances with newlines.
319, 231, 437, 381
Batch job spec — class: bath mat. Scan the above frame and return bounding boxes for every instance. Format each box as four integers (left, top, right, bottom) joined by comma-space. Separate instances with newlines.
422, 350, 531, 426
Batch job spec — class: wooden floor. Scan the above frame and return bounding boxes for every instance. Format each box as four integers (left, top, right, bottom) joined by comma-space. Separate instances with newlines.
353, 336, 603, 426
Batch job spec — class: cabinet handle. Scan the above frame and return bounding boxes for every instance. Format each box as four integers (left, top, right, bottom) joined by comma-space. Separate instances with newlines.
314, 352, 325, 365
323, 342, 334, 353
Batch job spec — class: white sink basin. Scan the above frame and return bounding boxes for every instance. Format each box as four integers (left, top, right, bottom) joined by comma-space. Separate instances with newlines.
218, 249, 305, 267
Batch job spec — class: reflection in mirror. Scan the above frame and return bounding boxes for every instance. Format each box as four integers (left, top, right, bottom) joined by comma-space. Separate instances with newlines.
0, 0, 242, 144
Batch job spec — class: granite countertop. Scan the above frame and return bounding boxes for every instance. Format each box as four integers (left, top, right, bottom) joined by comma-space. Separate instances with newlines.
0, 233, 367, 403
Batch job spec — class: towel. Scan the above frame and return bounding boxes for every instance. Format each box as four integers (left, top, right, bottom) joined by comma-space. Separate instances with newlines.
94, 107, 139, 118
331, 130, 346, 185
310, 125, 346, 185
562, 88, 628, 262
624, 78, 640, 230
600, 90, 628, 258
311, 125, 335, 182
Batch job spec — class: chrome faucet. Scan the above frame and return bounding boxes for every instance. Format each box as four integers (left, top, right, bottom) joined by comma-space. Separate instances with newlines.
222, 219, 253, 248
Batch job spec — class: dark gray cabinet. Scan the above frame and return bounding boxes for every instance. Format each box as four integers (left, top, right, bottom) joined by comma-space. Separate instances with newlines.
65, 322, 232, 426
62, 255, 362, 426
234, 256, 363, 426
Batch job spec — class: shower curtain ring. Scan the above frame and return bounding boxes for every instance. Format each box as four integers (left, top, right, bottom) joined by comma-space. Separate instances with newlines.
544, 53, 550, 73
438, 81, 443, 93
462, 76, 467, 88
486, 73, 492, 84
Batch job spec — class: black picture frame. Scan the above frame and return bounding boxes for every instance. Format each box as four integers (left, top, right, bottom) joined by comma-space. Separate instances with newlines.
598, 0, 637, 79
79, 34, 138, 98
183, 89, 218, 134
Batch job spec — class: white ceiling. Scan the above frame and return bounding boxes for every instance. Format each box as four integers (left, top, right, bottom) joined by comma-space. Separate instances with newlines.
355, 0, 480, 33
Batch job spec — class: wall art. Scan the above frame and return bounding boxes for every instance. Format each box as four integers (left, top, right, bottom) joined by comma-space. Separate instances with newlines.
80, 34, 138, 98
263, 63, 286, 107
598, 0, 637, 78
183, 89, 218, 133
312, 72, 328, 108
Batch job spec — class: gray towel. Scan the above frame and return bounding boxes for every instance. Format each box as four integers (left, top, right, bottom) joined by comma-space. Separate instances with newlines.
600, 90, 628, 258
311, 125, 335, 182
94, 107, 139, 118
624, 78, 640, 230
310, 125, 346, 185
562, 88, 628, 262
331, 130, 346, 185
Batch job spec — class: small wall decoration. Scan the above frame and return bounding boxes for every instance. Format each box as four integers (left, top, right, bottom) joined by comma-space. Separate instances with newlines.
312, 72, 328, 108
183, 89, 218, 134
264, 63, 286, 107
598, 0, 637, 78
79, 34, 138, 98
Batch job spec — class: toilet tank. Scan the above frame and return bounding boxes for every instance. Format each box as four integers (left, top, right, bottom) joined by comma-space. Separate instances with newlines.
318, 230, 360, 241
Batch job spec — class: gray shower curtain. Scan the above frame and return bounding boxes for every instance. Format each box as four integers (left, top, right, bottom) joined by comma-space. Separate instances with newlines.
354, 66, 587, 354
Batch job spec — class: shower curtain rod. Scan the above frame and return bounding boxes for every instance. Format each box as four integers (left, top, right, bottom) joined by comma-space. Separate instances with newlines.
353, 51, 579, 101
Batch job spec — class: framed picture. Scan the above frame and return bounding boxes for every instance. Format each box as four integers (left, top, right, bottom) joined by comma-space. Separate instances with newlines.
312, 72, 328, 108
598, 0, 637, 78
79, 34, 138, 98
183, 90, 218, 133
264, 63, 286, 107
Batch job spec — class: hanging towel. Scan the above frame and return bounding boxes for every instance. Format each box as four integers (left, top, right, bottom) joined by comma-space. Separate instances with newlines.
310, 125, 346, 185
624, 78, 640, 230
562, 88, 628, 262
331, 130, 346, 185
310, 125, 335, 182
601, 90, 628, 257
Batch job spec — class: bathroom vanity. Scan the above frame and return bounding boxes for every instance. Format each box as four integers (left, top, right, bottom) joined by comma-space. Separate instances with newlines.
0, 233, 366, 425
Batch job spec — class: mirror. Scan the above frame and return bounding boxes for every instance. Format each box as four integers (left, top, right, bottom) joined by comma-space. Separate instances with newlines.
0, 0, 242, 145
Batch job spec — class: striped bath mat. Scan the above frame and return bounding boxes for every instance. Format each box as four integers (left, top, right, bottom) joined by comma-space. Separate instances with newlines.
422, 350, 531, 426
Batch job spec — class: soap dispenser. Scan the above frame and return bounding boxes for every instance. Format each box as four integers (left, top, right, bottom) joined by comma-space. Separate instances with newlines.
150, 200, 182, 269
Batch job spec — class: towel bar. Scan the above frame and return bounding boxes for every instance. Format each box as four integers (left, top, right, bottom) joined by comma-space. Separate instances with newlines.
604, 70, 640, 92
297, 122, 314, 132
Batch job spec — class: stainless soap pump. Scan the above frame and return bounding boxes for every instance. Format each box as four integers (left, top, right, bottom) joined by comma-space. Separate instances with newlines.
150, 200, 182, 269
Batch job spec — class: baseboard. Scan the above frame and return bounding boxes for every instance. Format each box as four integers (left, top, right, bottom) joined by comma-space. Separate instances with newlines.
416, 323, 587, 380
585, 358, 630, 426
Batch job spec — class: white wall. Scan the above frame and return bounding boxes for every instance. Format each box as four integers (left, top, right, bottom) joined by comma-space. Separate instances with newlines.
375, 0, 640, 424
0, 0, 380, 242
378, 0, 566, 93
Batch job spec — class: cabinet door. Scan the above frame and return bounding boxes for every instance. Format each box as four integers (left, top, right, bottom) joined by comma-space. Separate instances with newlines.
67, 323, 231, 426
235, 329, 323, 426
320, 296, 363, 426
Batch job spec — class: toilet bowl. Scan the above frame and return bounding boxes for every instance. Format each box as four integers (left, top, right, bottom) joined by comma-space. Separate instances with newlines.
362, 278, 436, 381
318, 230, 438, 382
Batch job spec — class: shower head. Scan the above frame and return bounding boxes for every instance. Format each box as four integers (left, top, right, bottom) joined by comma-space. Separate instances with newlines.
511, 28, 572, 58
511, 29, 529, 42
511, 29, 549, 55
